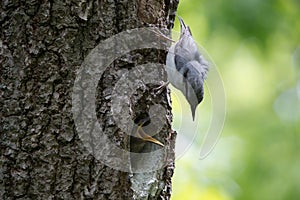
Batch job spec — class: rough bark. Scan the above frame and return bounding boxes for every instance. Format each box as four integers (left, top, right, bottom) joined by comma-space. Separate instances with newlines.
1, 0, 178, 199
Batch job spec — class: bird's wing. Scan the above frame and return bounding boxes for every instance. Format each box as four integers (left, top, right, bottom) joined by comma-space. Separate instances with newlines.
182, 61, 205, 104
174, 45, 206, 101
174, 57, 205, 119
194, 51, 209, 78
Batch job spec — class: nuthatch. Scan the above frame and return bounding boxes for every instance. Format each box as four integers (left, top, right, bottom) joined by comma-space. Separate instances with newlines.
132, 17, 208, 146
166, 16, 209, 120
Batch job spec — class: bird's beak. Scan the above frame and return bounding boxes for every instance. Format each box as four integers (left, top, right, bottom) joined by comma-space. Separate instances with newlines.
136, 125, 164, 147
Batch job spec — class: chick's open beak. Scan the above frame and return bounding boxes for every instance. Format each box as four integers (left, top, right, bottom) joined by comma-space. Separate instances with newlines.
136, 124, 164, 147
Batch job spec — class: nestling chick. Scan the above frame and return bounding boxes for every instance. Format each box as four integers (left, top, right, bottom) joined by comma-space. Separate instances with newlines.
134, 114, 164, 147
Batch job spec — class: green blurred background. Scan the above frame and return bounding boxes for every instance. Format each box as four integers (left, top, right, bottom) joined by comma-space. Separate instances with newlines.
171, 0, 300, 199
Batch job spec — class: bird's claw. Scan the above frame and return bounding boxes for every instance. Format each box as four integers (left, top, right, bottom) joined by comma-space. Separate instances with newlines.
153, 81, 170, 95
151, 29, 175, 43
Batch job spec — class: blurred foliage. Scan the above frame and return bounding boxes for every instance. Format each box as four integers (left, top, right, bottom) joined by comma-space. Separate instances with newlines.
171, 0, 300, 199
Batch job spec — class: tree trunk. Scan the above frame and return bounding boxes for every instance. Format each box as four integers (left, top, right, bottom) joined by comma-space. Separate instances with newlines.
1, 0, 178, 199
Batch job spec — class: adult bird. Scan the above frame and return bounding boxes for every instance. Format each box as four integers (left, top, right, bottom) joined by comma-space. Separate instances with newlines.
166, 16, 209, 120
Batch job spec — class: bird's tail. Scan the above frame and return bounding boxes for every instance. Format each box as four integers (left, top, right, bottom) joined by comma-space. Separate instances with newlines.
178, 16, 186, 31
178, 16, 192, 36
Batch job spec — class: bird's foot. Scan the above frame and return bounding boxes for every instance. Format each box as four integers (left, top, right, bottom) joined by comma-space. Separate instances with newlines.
153, 81, 170, 95
151, 29, 175, 43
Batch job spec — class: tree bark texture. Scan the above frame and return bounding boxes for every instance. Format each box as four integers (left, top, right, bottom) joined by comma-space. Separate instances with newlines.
1, 0, 178, 199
